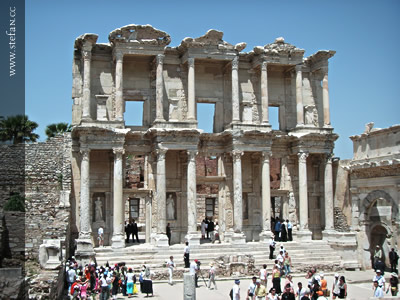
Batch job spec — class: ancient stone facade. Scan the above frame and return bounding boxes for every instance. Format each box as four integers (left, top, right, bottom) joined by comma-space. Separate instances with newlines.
70, 24, 338, 260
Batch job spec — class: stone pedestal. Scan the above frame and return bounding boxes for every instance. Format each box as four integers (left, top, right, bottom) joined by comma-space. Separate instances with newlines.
152, 233, 169, 248
259, 230, 274, 243
75, 238, 95, 266
295, 230, 312, 241
183, 273, 196, 300
231, 232, 246, 244
111, 234, 125, 249
185, 232, 201, 247
39, 239, 62, 270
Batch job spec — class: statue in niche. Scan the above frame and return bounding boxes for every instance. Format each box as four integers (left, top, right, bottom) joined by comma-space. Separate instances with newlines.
94, 197, 103, 222
166, 193, 176, 220
304, 105, 318, 127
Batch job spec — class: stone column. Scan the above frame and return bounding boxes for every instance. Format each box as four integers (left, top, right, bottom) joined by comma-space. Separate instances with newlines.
231, 56, 240, 123
295, 65, 304, 126
79, 148, 91, 240
321, 67, 331, 127
185, 150, 200, 246
154, 149, 169, 246
231, 150, 246, 243
111, 148, 125, 248
115, 52, 124, 121
260, 152, 272, 240
324, 153, 334, 231
297, 152, 311, 239
261, 61, 269, 124
155, 54, 165, 122
145, 195, 152, 244
187, 58, 196, 120
82, 46, 93, 121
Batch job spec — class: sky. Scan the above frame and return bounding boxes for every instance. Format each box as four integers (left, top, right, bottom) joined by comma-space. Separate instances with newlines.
25, 0, 400, 159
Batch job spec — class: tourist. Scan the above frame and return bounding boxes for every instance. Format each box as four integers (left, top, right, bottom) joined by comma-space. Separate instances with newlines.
387, 272, 399, 296
207, 262, 217, 290
373, 280, 384, 298
205, 218, 210, 239
267, 287, 279, 300
213, 221, 220, 243
295, 282, 307, 300
337, 276, 347, 299
166, 223, 171, 245
247, 276, 257, 300
184, 241, 190, 268
283, 252, 292, 275
283, 274, 294, 294
272, 264, 282, 294
167, 255, 175, 285
373, 245, 382, 270
99, 272, 111, 300
269, 235, 276, 259
372, 269, 385, 290
277, 251, 284, 270
281, 283, 295, 300
232, 279, 241, 300
98, 226, 104, 247
201, 219, 207, 239
111, 270, 119, 300
280, 220, 287, 242
286, 219, 293, 241
259, 264, 268, 287
67, 263, 77, 295
126, 268, 135, 298
319, 273, 327, 297
125, 221, 131, 243
132, 219, 139, 243
300, 290, 311, 300
208, 218, 215, 241
190, 259, 200, 288
254, 279, 267, 299
389, 247, 399, 273
142, 265, 154, 297
274, 217, 281, 241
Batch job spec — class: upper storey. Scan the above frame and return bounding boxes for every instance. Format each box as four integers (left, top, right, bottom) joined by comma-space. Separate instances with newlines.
72, 24, 335, 135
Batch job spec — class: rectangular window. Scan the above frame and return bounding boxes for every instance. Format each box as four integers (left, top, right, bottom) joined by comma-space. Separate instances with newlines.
206, 198, 215, 218
197, 102, 215, 133
269, 106, 280, 130
129, 198, 140, 220
125, 101, 143, 126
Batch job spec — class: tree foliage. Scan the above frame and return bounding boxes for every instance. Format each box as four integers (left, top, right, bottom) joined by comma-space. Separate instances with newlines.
45, 122, 72, 139
0, 115, 39, 144
4, 193, 25, 212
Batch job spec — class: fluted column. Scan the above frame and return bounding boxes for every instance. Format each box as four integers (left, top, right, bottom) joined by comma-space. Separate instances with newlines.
324, 153, 334, 230
298, 152, 309, 230
232, 150, 243, 232
295, 65, 304, 126
231, 56, 240, 122
156, 149, 167, 233
187, 58, 196, 120
79, 148, 91, 239
261, 61, 269, 124
115, 52, 124, 121
82, 46, 93, 120
155, 54, 165, 122
261, 151, 272, 232
322, 67, 331, 127
111, 148, 125, 248
187, 150, 197, 232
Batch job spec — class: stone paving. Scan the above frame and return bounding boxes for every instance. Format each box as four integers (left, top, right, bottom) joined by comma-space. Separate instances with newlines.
103, 270, 400, 300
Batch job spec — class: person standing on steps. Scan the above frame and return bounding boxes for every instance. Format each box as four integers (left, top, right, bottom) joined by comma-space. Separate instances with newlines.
167, 256, 174, 285
287, 219, 293, 241
269, 235, 276, 259
166, 223, 171, 245
132, 219, 139, 243
274, 217, 281, 241
184, 241, 190, 268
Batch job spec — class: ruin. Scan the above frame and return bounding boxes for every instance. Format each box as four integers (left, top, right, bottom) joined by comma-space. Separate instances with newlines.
70, 24, 339, 261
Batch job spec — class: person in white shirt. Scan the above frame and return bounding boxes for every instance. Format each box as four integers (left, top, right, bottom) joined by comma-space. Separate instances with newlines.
373, 280, 384, 298
190, 259, 200, 287
372, 269, 385, 290
269, 235, 276, 259
296, 281, 307, 300
286, 219, 293, 241
247, 276, 257, 300
277, 251, 284, 269
259, 264, 268, 286
184, 242, 190, 268
167, 256, 175, 285
201, 220, 207, 239
232, 279, 240, 300
98, 226, 104, 247
207, 263, 217, 290
67, 265, 76, 295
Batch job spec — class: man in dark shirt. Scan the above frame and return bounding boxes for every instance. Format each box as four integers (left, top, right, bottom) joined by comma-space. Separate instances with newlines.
281, 284, 295, 300
166, 223, 171, 245
208, 218, 215, 241
274, 217, 281, 241
132, 219, 139, 243
125, 221, 131, 243
389, 248, 399, 273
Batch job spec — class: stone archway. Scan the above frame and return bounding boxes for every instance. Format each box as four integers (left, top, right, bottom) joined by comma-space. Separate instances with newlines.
369, 223, 389, 268
360, 190, 398, 222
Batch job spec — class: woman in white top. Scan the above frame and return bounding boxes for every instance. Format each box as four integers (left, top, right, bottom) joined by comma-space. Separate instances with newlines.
201, 220, 207, 239
267, 287, 280, 300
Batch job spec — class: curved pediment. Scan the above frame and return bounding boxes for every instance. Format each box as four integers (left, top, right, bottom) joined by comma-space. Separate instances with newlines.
108, 24, 171, 46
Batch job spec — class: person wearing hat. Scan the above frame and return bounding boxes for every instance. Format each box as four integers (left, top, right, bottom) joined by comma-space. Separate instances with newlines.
254, 279, 267, 299
387, 272, 399, 296
231, 279, 240, 300
372, 269, 385, 291
190, 259, 200, 288
332, 273, 340, 299
374, 245, 382, 270
207, 262, 217, 290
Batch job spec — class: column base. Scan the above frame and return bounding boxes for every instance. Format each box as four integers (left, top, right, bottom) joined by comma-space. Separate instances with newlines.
111, 234, 125, 249
185, 231, 201, 248
151, 233, 169, 248
231, 232, 246, 244
75, 238, 95, 266
322, 229, 337, 241
259, 230, 274, 242
295, 230, 312, 241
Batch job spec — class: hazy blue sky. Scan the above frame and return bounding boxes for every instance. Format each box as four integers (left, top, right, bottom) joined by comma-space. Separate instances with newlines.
26, 0, 400, 159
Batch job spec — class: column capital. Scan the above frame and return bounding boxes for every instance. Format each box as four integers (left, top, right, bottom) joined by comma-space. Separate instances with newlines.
156, 54, 165, 66
261, 61, 268, 72
298, 152, 309, 163
82, 50, 92, 61
232, 56, 239, 70
187, 150, 198, 161
295, 64, 303, 72
232, 150, 243, 162
261, 151, 272, 161
113, 147, 125, 157
114, 51, 124, 61
325, 153, 334, 163
156, 149, 167, 160
80, 148, 90, 159
188, 57, 195, 67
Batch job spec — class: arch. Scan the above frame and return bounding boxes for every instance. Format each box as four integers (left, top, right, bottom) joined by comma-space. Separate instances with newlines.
359, 190, 398, 222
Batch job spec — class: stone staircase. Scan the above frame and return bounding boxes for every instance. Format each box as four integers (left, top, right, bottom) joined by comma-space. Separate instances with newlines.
94, 240, 344, 279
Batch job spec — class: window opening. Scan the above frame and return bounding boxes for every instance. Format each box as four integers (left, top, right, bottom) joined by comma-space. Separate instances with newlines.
129, 198, 140, 220
269, 106, 280, 130
125, 100, 143, 126
197, 102, 215, 133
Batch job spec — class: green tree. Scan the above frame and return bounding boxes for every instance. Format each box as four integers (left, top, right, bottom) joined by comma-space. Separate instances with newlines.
0, 115, 39, 144
4, 193, 25, 212
45, 122, 72, 139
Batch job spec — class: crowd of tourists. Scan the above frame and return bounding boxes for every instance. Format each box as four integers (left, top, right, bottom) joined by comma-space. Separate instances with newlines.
65, 257, 154, 299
